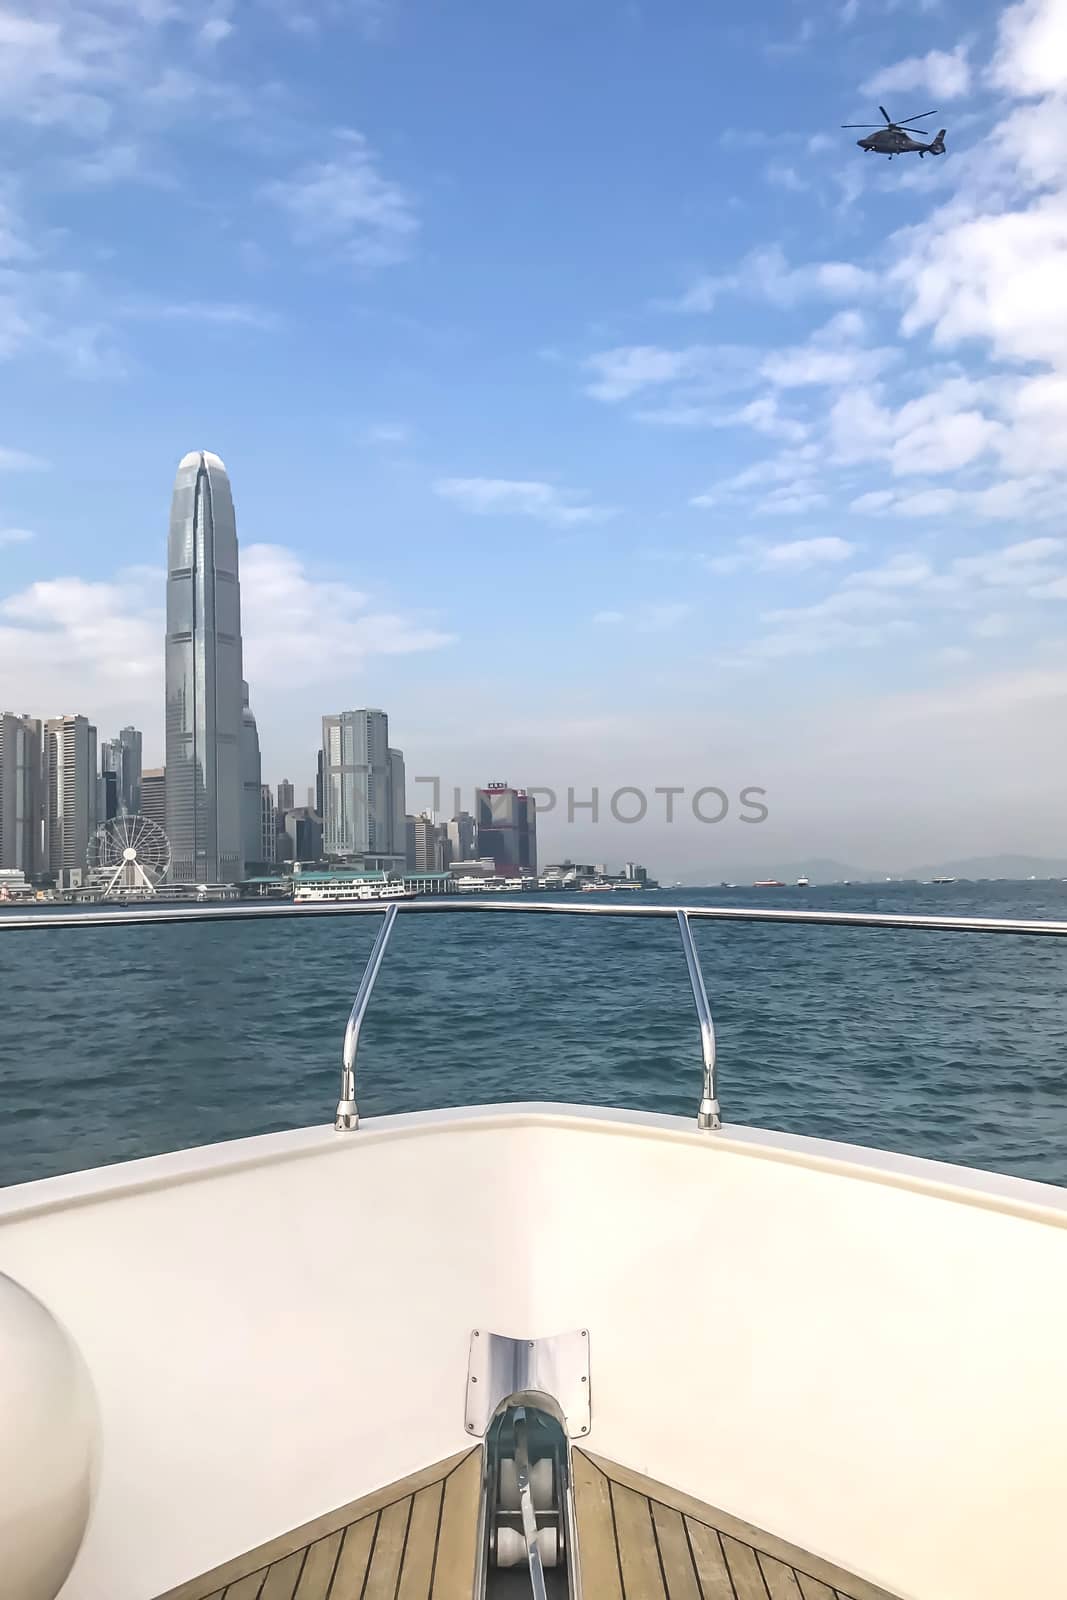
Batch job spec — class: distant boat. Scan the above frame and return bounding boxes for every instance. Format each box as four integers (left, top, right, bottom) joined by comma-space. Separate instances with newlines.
931, 876, 957, 885
753, 879, 786, 888
795, 877, 810, 888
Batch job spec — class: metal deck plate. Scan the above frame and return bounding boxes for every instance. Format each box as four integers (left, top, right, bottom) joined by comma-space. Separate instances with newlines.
465, 1328, 591, 1439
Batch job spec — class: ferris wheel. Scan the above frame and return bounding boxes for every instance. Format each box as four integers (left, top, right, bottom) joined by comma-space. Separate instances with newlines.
87, 814, 172, 898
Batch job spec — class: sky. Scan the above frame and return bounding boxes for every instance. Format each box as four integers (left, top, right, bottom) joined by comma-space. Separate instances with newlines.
1, 0, 1066, 877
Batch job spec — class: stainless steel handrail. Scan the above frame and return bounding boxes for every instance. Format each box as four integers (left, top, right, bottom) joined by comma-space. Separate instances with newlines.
4, 899, 1067, 935
6, 895, 1067, 1135
677, 911, 720, 1130
334, 902, 398, 1132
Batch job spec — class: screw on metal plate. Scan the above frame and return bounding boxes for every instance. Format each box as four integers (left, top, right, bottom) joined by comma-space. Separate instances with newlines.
464, 1328, 591, 1439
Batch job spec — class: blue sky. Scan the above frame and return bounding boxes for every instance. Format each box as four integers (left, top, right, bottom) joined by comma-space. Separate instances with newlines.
1, 0, 1066, 874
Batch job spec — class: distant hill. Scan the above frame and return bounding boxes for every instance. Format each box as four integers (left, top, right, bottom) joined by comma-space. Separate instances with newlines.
903, 855, 1067, 881
689, 858, 881, 885
685, 854, 1067, 886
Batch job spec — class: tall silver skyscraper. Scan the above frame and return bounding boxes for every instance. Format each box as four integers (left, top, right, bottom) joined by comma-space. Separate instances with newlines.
321, 709, 404, 858
240, 681, 262, 871
165, 451, 244, 883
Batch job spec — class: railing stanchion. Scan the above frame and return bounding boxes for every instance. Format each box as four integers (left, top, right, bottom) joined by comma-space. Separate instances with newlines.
676, 909, 721, 1130
335, 903, 399, 1132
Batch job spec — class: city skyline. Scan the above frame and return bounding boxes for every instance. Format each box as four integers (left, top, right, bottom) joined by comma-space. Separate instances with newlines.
0, 0, 1065, 874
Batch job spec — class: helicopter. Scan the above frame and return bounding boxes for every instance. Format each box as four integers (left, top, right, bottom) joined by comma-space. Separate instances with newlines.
841, 105, 947, 159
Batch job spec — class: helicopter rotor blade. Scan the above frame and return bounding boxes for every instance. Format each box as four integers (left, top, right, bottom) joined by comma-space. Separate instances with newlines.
879, 105, 892, 124
897, 110, 938, 126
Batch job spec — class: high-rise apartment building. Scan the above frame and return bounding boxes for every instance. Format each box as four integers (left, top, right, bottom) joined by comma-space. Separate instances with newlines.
100, 725, 143, 817
389, 749, 406, 857
259, 785, 276, 866
276, 780, 295, 815
447, 811, 477, 865
240, 681, 262, 874
141, 769, 167, 831
98, 769, 119, 824
320, 709, 404, 858
284, 808, 322, 862
475, 783, 537, 876
165, 450, 244, 883
43, 715, 97, 878
0, 713, 42, 875
407, 812, 451, 873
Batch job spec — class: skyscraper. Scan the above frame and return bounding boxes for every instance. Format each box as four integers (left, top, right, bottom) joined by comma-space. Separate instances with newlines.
240, 681, 262, 873
165, 450, 244, 883
321, 709, 403, 858
141, 768, 167, 831
43, 715, 97, 879
447, 810, 477, 864
0, 713, 42, 875
388, 748, 406, 855
407, 812, 451, 872
99, 725, 141, 817
475, 783, 537, 875
276, 779, 295, 815
259, 785, 276, 866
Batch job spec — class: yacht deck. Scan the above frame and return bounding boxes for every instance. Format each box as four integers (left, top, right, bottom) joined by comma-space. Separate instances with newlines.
573, 1452, 901, 1600
153, 1448, 900, 1600
154, 1450, 481, 1600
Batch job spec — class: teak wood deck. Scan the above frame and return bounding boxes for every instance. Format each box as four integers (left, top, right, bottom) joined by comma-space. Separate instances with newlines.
155, 1446, 901, 1600
573, 1452, 902, 1600
154, 1449, 482, 1600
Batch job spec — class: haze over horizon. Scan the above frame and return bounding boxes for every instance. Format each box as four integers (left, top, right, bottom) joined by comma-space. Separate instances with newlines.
1, 0, 1065, 875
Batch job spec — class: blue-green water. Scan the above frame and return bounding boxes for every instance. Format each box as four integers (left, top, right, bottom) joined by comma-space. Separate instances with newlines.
1, 882, 1065, 1189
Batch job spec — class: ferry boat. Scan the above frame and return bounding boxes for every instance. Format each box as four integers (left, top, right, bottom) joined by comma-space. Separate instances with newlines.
1, 898, 1065, 1600
752, 878, 786, 887
293, 880, 416, 904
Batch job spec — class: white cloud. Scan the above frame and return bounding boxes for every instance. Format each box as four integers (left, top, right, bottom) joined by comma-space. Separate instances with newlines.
584, 345, 711, 402
898, 194, 1067, 369
264, 131, 418, 267
363, 422, 410, 445
863, 45, 972, 101
590, 603, 692, 631
0, 544, 453, 722
690, 444, 824, 514
124, 299, 279, 329
0, 444, 47, 470
664, 247, 875, 314
198, 17, 234, 48
850, 489, 896, 514
991, 0, 1067, 98
761, 536, 856, 569
240, 544, 453, 686
762, 313, 894, 389
844, 554, 939, 590
954, 536, 1064, 588
637, 392, 808, 442
0, 527, 35, 547
893, 488, 960, 517
434, 477, 616, 526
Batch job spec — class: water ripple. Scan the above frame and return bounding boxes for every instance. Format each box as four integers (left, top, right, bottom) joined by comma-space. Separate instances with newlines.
0, 881, 1065, 1187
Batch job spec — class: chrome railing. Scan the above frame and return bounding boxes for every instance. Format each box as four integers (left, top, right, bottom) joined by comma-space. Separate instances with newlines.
4, 899, 1067, 935
676, 910, 720, 1130
5, 897, 1067, 1133
335, 901, 399, 1131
